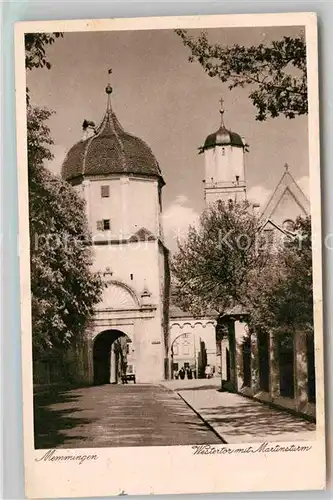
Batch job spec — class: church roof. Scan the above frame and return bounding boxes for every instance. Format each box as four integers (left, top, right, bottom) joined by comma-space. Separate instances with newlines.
61, 87, 164, 184
260, 165, 310, 222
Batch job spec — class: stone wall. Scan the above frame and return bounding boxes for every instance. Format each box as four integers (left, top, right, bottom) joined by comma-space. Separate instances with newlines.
233, 325, 316, 420
33, 343, 90, 387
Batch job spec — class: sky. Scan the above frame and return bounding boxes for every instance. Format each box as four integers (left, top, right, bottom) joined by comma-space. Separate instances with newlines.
26, 25, 309, 251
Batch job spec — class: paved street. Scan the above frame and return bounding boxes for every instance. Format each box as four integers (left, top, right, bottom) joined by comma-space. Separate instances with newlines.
162, 379, 316, 443
34, 384, 222, 449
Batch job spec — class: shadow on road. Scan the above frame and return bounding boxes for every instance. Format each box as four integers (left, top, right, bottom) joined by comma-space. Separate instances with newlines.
176, 384, 220, 392
200, 402, 315, 438
34, 385, 94, 449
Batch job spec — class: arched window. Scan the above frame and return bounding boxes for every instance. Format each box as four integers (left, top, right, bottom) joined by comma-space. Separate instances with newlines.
173, 343, 179, 356
182, 340, 190, 356
283, 219, 294, 232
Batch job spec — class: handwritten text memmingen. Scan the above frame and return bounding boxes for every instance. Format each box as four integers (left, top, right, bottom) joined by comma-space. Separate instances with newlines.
36, 449, 98, 465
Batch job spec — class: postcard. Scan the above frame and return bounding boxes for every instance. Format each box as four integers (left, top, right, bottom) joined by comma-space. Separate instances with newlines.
15, 12, 325, 498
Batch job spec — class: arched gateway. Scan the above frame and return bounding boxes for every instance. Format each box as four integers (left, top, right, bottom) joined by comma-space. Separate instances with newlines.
93, 329, 131, 385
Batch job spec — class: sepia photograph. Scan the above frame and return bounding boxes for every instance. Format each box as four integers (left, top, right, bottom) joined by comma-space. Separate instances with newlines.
15, 12, 325, 497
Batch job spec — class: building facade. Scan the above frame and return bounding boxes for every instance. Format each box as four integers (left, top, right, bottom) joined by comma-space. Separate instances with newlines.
61, 83, 170, 384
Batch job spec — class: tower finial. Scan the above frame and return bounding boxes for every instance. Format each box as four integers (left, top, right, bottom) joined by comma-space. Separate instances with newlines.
284, 162, 289, 172
219, 96, 225, 127
105, 68, 113, 110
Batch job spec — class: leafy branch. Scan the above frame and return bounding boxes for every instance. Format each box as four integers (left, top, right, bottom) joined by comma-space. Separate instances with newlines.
175, 29, 307, 121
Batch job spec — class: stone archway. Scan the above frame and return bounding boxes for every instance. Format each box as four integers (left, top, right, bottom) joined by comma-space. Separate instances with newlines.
93, 329, 130, 385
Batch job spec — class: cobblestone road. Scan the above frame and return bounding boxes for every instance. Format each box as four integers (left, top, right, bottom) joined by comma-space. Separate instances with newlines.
34, 384, 222, 449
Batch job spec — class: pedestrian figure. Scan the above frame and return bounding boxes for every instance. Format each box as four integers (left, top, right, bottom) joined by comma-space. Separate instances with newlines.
179, 367, 185, 380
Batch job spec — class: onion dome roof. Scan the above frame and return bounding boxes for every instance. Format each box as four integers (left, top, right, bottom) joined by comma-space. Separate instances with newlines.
203, 127, 244, 149
61, 83, 164, 184
201, 98, 245, 152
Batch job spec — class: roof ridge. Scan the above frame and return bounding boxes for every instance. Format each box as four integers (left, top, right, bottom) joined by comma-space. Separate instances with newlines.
105, 109, 128, 173
261, 169, 310, 220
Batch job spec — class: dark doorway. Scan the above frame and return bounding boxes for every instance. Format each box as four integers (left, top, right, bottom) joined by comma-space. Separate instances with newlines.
306, 334, 316, 403
278, 333, 295, 398
258, 331, 270, 392
93, 330, 127, 385
242, 336, 252, 388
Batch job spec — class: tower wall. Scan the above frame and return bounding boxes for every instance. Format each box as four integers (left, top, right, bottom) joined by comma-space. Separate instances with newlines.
74, 176, 161, 239
204, 144, 246, 205
71, 175, 168, 383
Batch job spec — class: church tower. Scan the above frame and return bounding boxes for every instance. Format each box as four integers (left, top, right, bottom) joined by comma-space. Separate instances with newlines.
201, 98, 247, 205
61, 75, 170, 384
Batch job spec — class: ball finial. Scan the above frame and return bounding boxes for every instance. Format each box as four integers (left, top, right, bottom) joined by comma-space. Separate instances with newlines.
105, 84, 113, 94
219, 96, 225, 127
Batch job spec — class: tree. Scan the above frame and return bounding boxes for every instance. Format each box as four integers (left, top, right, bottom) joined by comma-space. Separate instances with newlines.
25, 33, 63, 105
247, 216, 313, 334
26, 34, 103, 358
176, 29, 307, 121
171, 199, 269, 317
28, 105, 103, 356
25, 33, 63, 71
172, 198, 313, 336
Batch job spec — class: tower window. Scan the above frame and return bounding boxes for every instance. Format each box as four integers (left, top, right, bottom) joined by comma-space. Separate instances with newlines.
101, 185, 110, 198
221, 147, 225, 156
182, 340, 190, 356
97, 219, 111, 231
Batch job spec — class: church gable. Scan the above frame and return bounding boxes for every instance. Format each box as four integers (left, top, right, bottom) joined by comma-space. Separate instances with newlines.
268, 187, 308, 225
261, 167, 310, 228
